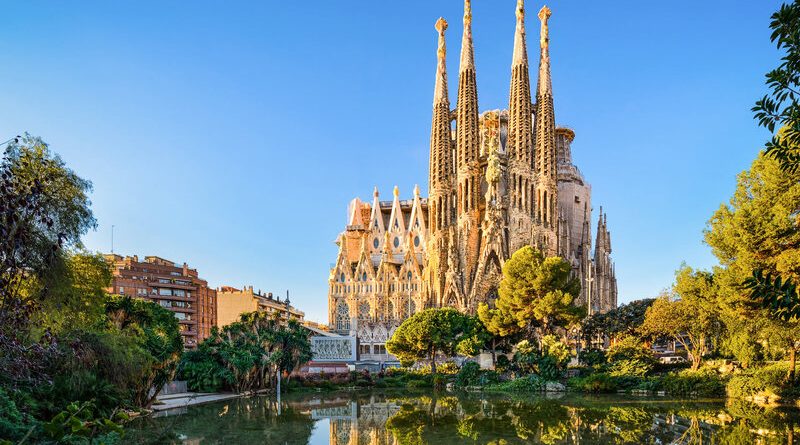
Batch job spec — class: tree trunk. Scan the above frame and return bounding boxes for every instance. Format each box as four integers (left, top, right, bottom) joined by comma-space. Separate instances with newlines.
789, 347, 796, 382
430, 348, 437, 374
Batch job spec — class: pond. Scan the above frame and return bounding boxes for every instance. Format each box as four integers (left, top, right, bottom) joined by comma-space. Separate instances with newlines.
122, 390, 800, 444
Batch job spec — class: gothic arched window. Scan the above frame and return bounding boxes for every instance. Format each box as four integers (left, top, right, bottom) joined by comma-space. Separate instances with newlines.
340, 273, 345, 283
410, 300, 416, 315
362, 272, 367, 281
387, 302, 394, 319
335, 301, 350, 332
358, 302, 371, 320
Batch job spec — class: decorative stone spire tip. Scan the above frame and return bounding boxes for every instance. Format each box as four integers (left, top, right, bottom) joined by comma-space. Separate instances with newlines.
393, 185, 399, 199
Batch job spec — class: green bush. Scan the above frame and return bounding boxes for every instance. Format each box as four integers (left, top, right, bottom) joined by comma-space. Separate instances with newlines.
0, 388, 36, 442
487, 374, 545, 392
578, 349, 606, 368
568, 373, 619, 393
726, 363, 792, 401
606, 336, 657, 377
495, 355, 511, 373
455, 362, 481, 387
646, 369, 726, 397
536, 355, 563, 381
438, 362, 459, 375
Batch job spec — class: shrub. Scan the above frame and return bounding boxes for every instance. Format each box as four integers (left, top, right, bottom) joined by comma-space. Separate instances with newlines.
495, 355, 511, 373
568, 373, 619, 393
438, 362, 459, 375
644, 369, 726, 397
455, 362, 481, 387
606, 336, 657, 377
0, 388, 36, 442
487, 374, 545, 392
726, 363, 792, 401
536, 355, 563, 381
578, 349, 606, 368
541, 335, 571, 367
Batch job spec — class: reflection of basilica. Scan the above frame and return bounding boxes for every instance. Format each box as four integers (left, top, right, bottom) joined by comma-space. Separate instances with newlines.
312, 395, 401, 445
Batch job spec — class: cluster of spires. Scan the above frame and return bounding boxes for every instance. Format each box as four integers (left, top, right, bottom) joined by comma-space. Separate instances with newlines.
429, 0, 559, 228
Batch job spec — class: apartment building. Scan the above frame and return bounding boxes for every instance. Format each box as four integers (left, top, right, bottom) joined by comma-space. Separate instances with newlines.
105, 254, 217, 348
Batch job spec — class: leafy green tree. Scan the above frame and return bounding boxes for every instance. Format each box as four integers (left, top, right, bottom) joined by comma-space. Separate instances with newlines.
704, 149, 800, 367
640, 294, 721, 371
581, 298, 655, 345
0, 134, 95, 389
752, 0, 800, 173
181, 312, 311, 393
478, 246, 581, 343
105, 296, 183, 408
386, 308, 480, 373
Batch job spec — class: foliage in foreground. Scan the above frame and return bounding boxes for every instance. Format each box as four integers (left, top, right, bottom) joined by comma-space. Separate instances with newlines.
180, 312, 312, 393
386, 308, 484, 374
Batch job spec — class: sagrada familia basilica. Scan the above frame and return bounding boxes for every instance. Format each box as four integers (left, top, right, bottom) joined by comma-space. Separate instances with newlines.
327, 0, 617, 360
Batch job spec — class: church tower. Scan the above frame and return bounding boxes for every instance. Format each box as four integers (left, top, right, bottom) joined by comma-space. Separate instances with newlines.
532, 5, 558, 254
427, 18, 455, 307
455, 0, 482, 297
506, 0, 535, 254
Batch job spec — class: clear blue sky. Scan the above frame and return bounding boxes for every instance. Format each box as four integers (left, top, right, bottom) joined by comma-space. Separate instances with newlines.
0, 1, 783, 323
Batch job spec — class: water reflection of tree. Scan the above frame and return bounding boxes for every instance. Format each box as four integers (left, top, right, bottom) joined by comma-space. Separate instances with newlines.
383, 394, 800, 445
122, 396, 314, 444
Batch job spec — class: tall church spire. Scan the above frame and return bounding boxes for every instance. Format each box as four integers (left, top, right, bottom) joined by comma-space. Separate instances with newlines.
456, 0, 480, 212
429, 17, 454, 233
534, 5, 558, 230
508, 0, 533, 170
507, 0, 535, 253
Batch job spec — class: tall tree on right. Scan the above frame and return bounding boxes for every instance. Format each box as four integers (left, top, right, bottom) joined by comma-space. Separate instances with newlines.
752, 0, 800, 173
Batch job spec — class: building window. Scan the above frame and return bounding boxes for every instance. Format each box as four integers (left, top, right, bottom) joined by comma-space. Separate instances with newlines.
158, 278, 171, 284
159, 300, 172, 308
362, 272, 367, 281
375, 344, 387, 355
174, 312, 187, 320
158, 288, 172, 296
393, 237, 400, 248
360, 344, 371, 355
414, 236, 420, 247
173, 289, 185, 297
340, 273, 345, 283
373, 238, 379, 249
335, 301, 350, 332
118, 287, 125, 294
358, 302, 370, 320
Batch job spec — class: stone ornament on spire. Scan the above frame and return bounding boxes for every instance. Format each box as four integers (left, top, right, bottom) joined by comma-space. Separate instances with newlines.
538, 5, 551, 49
512, 0, 528, 65
460, 0, 475, 72
433, 17, 449, 105
537, 5, 553, 97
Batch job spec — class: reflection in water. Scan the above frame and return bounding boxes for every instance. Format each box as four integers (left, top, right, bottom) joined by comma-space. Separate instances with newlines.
123, 391, 800, 444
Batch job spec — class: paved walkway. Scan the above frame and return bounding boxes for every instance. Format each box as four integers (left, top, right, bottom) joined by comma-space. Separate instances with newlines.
152, 392, 241, 412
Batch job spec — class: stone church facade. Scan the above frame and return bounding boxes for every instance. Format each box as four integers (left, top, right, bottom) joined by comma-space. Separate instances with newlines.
327, 1, 617, 362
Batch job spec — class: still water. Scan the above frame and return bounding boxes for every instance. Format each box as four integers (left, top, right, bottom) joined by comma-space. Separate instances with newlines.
123, 390, 800, 444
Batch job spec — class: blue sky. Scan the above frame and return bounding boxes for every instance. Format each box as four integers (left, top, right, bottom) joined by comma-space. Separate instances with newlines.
0, 1, 783, 323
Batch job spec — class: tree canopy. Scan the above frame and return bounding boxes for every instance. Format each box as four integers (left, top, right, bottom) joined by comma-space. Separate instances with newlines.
478, 246, 581, 341
752, 0, 800, 173
386, 308, 482, 373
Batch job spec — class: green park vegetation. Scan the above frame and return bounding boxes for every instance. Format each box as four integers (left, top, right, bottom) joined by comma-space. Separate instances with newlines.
0, 135, 313, 444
